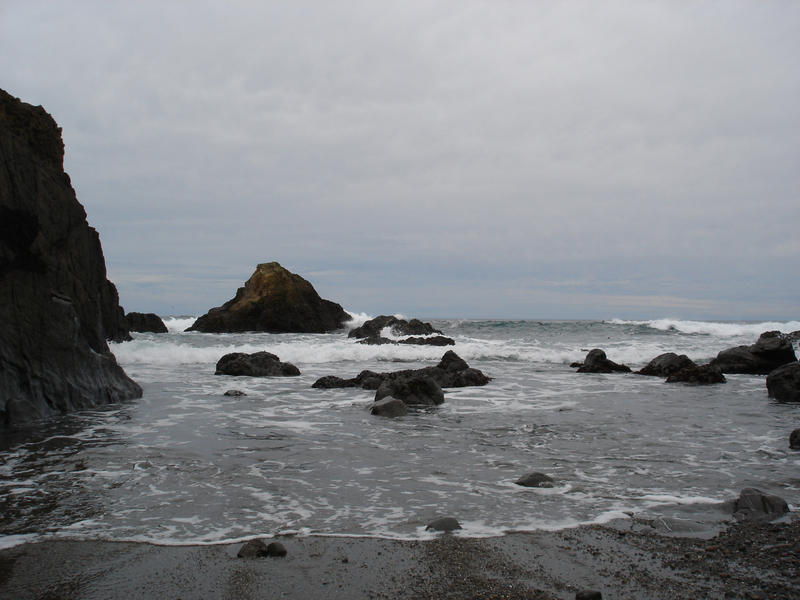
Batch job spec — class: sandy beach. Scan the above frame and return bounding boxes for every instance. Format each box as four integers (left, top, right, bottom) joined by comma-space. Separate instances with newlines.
2, 517, 798, 600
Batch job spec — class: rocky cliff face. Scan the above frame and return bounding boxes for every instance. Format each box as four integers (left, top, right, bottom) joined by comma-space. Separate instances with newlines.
188, 262, 351, 333
0, 88, 142, 426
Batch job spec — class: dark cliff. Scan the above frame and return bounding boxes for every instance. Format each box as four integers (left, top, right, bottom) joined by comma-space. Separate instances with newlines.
0, 88, 142, 426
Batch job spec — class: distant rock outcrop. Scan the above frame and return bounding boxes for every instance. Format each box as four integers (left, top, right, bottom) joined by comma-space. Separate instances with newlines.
126, 311, 168, 333
710, 331, 797, 375
187, 262, 351, 333
0, 89, 141, 425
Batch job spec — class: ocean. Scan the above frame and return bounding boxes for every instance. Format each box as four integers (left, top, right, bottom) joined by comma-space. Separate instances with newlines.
1, 316, 799, 548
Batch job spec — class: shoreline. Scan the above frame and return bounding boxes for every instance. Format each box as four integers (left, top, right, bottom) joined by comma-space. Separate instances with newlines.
2, 518, 798, 599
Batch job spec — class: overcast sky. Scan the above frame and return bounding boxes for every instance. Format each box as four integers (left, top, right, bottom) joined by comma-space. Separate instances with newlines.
2, 1, 798, 320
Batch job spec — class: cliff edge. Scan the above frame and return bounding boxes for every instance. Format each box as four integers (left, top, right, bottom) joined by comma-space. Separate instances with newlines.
0, 88, 142, 426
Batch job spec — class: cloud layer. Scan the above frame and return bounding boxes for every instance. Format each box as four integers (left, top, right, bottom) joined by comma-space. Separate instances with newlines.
2, 1, 798, 318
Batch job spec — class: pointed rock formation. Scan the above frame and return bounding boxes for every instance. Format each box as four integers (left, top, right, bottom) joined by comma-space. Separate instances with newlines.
187, 262, 351, 333
0, 88, 141, 426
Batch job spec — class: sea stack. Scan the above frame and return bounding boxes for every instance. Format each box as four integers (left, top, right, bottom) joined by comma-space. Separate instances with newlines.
0, 88, 142, 426
188, 262, 351, 333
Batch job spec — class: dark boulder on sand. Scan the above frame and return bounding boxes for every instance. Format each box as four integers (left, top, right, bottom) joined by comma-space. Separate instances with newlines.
732, 488, 789, 522
665, 363, 726, 384
636, 353, 696, 377
790, 429, 800, 450
375, 375, 444, 406
710, 331, 797, 375
766, 362, 800, 402
215, 351, 300, 377
187, 262, 351, 333
312, 351, 490, 390
237, 539, 287, 558
0, 89, 141, 426
126, 311, 168, 333
576, 349, 631, 374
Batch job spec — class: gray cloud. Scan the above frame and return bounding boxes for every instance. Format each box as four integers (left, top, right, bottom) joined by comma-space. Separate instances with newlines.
2, 1, 798, 318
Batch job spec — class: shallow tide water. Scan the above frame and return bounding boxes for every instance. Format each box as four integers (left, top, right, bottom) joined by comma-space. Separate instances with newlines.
1, 318, 799, 547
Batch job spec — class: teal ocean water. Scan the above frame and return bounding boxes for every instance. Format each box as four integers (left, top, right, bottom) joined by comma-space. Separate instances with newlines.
1, 317, 798, 548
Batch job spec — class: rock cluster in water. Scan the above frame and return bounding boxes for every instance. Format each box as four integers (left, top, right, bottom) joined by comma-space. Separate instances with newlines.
0, 88, 141, 426
348, 315, 455, 346
710, 331, 797, 375
188, 262, 351, 333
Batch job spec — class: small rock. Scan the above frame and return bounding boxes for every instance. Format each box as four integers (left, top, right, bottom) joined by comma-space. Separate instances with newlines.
237, 539, 268, 558
766, 362, 800, 402
425, 517, 462, 532
790, 428, 800, 450
370, 396, 408, 418
224, 389, 247, 396
576, 349, 631, 374
515, 472, 555, 488
266, 541, 287, 557
576, 592, 602, 600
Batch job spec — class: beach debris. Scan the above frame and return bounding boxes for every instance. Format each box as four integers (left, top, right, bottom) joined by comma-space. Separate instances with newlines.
514, 472, 555, 488
636, 352, 696, 377
790, 428, 800, 450
215, 351, 300, 377
665, 363, 726, 385
710, 331, 797, 375
237, 539, 287, 558
575, 349, 631, 374
732, 488, 789, 522
766, 362, 800, 402
223, 389, 247, 396
370, 397, 408, 418
426, 517, 462, 533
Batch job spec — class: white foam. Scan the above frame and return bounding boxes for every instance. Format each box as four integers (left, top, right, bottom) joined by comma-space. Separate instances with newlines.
161, 316, 198, 333
608, 318, 800, 338
0, 533, 39, 549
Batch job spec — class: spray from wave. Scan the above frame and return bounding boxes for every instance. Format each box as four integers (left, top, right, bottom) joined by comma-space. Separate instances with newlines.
607, 318, 800, 338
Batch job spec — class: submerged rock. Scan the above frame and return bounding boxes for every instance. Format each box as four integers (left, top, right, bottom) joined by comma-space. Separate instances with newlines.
766, 362, 800, 402
514, 472, 555, 488
790, 429, 800, 450
126, 311, 168, 333
636, 353, 696, 377
665, 364, 726, 385
576, 349, 631, 374
0, 88, 141, 426
215, 352, 300, 377
188, 262, 350, 333
223, 389, 247, 397
710, 331, 797, 375
370, 397, 408, 418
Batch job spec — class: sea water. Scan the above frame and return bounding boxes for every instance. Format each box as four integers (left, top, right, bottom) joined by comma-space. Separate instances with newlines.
1, 317, 799, 547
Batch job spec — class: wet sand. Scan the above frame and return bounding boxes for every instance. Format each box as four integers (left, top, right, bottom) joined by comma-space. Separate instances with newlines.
1, 518, 798, 599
